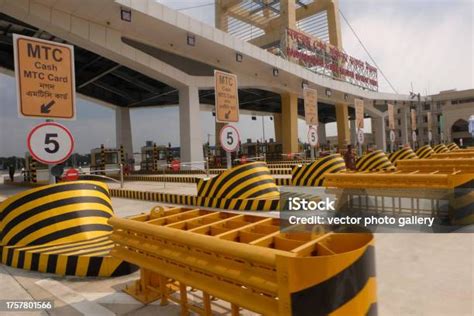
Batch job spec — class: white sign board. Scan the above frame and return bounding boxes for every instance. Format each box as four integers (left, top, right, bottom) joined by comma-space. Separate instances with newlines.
27, 122, 74, 164
219, 125, 240, 152
428, 131, 433, 142
412, 131, 417, 142
307, 126, 318, 147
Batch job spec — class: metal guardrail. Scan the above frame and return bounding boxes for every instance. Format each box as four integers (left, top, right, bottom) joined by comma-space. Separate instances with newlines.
79, 164, 124, 188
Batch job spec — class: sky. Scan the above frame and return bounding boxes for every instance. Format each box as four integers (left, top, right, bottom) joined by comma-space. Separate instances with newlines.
0, 0, 472, 156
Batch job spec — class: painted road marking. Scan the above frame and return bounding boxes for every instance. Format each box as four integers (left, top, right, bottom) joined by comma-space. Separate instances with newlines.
35, 279, 115, 316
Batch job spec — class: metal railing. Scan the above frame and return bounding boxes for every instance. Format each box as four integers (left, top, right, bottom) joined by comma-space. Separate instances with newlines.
79, 164, 124, 188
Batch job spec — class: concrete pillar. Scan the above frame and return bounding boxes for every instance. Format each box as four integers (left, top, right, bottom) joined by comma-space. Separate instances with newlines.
281, 92, 299, 154
318, 123, 327, 145
335, 103, 350, 149
350, 120, 357, 146
280, 0, 296, 62
274, 113, 282, 143
400, 106, 409, 146
116, 107, 133, 161
214, 0, 228, 31
179, 86, 204, 167
327, 0, 343, 49
373, 117, 386, 151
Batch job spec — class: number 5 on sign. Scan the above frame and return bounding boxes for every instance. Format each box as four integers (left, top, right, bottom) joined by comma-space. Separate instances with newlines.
220, 125, 240, 152
27, 122, 74, 164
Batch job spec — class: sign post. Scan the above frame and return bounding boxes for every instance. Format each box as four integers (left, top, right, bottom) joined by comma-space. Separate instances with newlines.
355, 99, 364, 155
220, 125, 240, 169
13, 34, 76, 120
411, 108, 417, 149
304, 87, 319, 159
307, 126, 318, 159
27, 122, 74, 183
215, 70, 240, 168
427, 111, 432, 145
388, 103, 395, 152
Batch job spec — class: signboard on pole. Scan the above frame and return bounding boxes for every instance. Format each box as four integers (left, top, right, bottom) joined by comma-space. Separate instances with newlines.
215, 70, 239, 123
355, 98, 364, 129
220, 125, 240, 152
411, 108, 417, 131
390, 130, 396, 143
27, 122, 74, 165
13, 34, 75, 120
427, 111, 432, 131
387, 103, 395, 130
303, 87, 318, 125
307, 126, 318, 147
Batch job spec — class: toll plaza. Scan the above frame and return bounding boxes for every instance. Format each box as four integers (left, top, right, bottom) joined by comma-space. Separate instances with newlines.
0, 0, 473, 315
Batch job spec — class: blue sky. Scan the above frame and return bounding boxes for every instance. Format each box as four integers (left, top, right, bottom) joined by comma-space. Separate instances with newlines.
0, 0, 472, 156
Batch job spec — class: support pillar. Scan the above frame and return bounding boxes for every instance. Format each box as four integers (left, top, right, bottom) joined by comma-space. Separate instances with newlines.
273, 113, 282, 143
116, 107, 133, 162
335, 103, 350, 150
373, 117, 386, 151
281, 92, 299, 154
350, 120, 357, 146
400, 106, 409, 146
179, 86, 204, 168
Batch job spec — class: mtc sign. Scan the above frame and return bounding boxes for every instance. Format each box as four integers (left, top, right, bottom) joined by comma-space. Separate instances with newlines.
13, 34, 76, 120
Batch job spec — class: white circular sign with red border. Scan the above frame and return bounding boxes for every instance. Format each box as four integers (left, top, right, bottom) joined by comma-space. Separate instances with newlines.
220, 125, 240, 152
27, 122, 74, 165
307, 126, 318, 147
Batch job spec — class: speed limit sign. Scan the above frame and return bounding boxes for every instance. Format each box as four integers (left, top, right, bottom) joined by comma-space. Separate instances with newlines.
220, 125, 240, 152
307, 127, 318, 147
357, 129, 365, 144
27, 122, 74, 164
389, 130, 396, 143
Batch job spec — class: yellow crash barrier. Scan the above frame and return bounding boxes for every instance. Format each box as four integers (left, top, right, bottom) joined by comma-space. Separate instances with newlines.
0, 181, 137, 276
109, 207, 376, 316
397, 158, 474, 173
324, 171, 473, 225
446, 142, 460, 151
431, 151, 474, 159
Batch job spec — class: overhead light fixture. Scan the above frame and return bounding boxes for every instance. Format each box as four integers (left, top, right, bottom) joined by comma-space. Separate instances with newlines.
273, 68, 279, 77
212, 111, 215, 117
270, 116, 273, 121
301, 80, 308, 89
187, 34, 196, 46
344, 94, 349, 101
120, 7, 132, 22
251, 115, 257, 121
325, 88, 332, 97
236, 53, 243, 62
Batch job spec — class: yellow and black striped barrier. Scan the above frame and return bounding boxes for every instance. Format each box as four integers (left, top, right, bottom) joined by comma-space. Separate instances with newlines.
397, 158, 474, 173
121, 175, 201, 184
387, 147, 417, 164
109, 207, 377, 315
275, 178, 292, 186
196, 162, 279, 200
30, 159, 37, 183
447, 142, 460, 151
109, 188, 279, 211
291, 154, 346, 186
416, 144, 435, 158
0, 181, 137, 277
431, 151, 474, 159
270, 168, 292, 175
433, 143, 450, 153
356, 150, 395, 172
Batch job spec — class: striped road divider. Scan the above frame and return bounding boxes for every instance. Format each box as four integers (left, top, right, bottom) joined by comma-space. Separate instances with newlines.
356, 150, 396, 172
